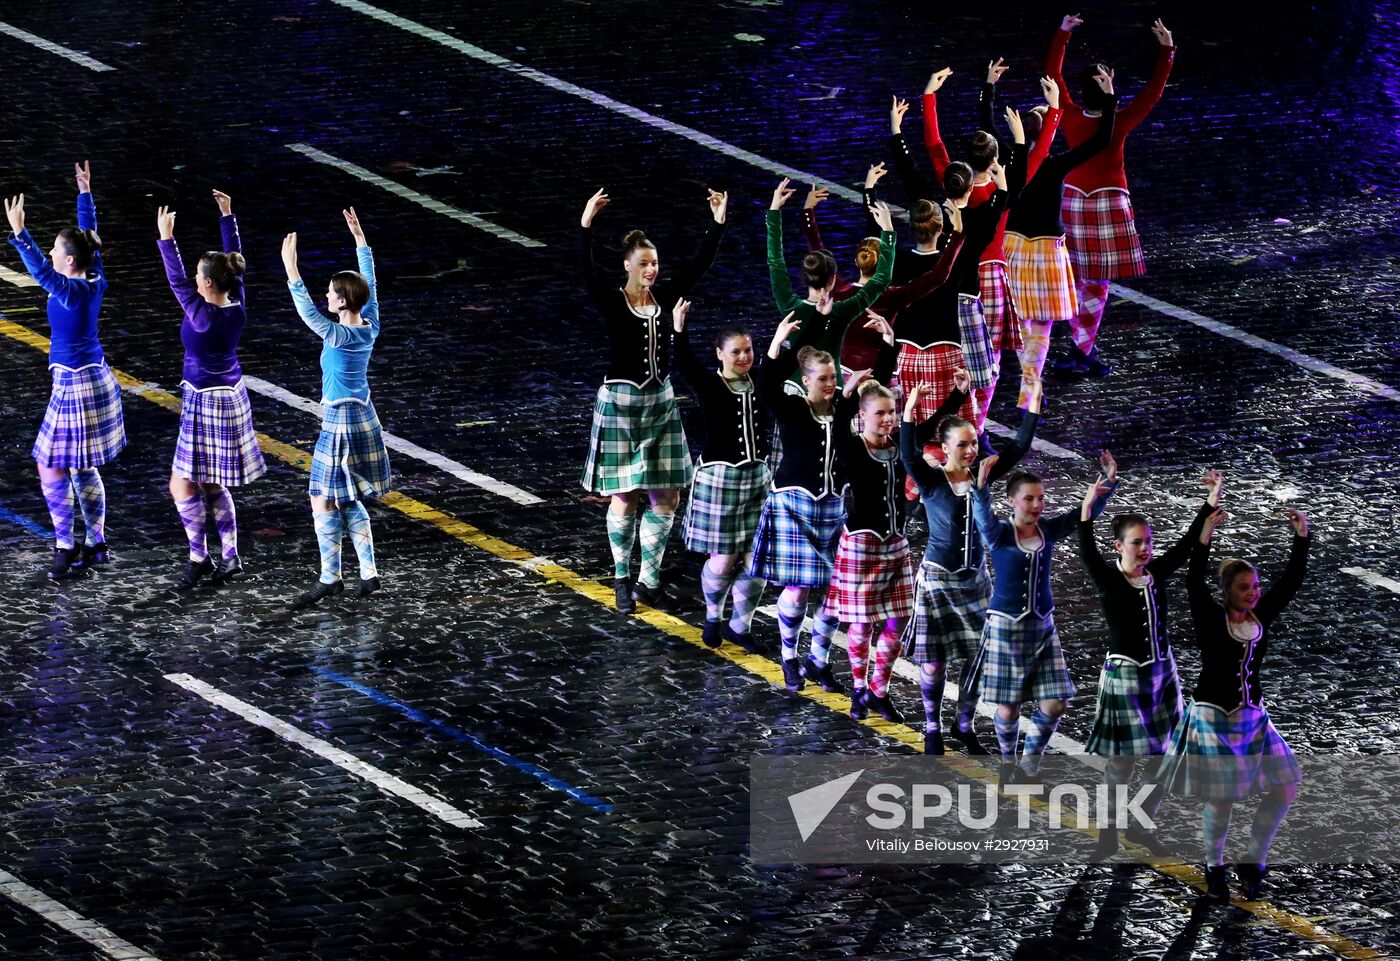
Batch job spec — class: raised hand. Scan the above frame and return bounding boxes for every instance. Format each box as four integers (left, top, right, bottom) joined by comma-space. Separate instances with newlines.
4, 194, 24, 236
1099, 449, 1118, 483
281, 232, 300, 280
1284, 508, 1310, 537
865, 162, 887, 190
952, 367, 972, 394
1201, 507, 1228, 544
212, 189, 232, 216
672, 297, 691, 333
74, 161, 91, 194
986, 57, 1009, 85
1081, 473, 1115, 518
903, 383, 924, 421
156, 206, 177, 240
343, 207, 366, 244
707, 188, 729, 224
890, 95, 910, 133
870, 200, 895, 233
1004, 105, 1025, 144
942, 199, 963, 234
768, 310, 800, 358
988, 159, 1007, 191
1202, 469, 1224, 507
844, 367, 875, 396
1151, 17, 1173, 47
863, 309, 894, 345
771, 178, 796, 210
1039, 75, 1060, 109
804, 184, 830, 210
1061, 13, 1084, 31
1092, 64, 1115, 96
925, 67, 952, 94
581, 188, 609, 228
814, 287, 834, 316
977, 453, 1001, 489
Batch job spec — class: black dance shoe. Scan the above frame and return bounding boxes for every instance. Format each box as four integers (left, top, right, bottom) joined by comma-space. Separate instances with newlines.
72, 541, 110, 570
950, 723, 991, 755
848, 688, 868, 720
1092, 826, 1120, 860
356, 575, 381, 597
722, 624, 764, 654
1234, 862, 1267, 901
1079, 347, 1113, 377
632, 581, 664, 606
176, 557, 215, 591
1124, 827, 1170, 857
47, 546, 83, 581
209, 555, 247, 585
701, 618, 723, 648
864, 690, 904, 723
291, 578, 344, 610
1202, 865, 1231, 904
924, 729, 946, 756
801, 656, 846, 694
780, 657, 805, 692
613, 578, 636, 614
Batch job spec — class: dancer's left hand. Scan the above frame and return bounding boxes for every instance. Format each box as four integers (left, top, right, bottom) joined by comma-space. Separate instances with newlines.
707, 189, 728, 224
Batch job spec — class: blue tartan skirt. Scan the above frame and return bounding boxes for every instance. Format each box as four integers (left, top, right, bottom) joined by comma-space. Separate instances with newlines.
172, 380, 267, 486
956, 294, 996, 390
1159, 700, 1302, 801
974, 612, 1076, 706
747, 488, 845, 588
308, 399, 391, 504
1085, 653, 1184, 757
683, 460, 771, 555
32, 363, 126, 469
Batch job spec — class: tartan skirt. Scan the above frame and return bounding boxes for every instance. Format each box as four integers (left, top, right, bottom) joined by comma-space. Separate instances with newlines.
32, 363, 126, 469
683, 460, 772, 554
1004, 232, 1079, 323
820, 530, 915, 623
308, 400, 391, 503
956, 295, 996, 390
1159, 700, 1303, 801
1085, 654, 1184, 756
172, 381, 268, 486
905, 561, 992, 664
977, 261, 1023, 353
748, 488, 845, 588
580, 381, 692, 495
976, 612, 1076, 705
895, 344, 977, 427
1061, 186, 1147, 281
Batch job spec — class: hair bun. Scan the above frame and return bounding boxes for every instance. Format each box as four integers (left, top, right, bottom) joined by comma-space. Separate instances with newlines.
226, 251, 247, 276
621, 229, 648, 247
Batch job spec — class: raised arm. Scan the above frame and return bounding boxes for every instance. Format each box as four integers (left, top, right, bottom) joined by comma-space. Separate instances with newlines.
342, 208, 378, 330
757, 312, 802, 408
801, 184, 828, 252
660, 190, 727, 300
669, 299, 711, 390
767, 182, 803, 314
920, 70, 954, 179
283, 231, 353, 347
914, 369, 971, 446
1115, 21, 1177, 135
1153, 472, 1221, 576
6, 194, 90, 305
1045, 16, 1081, 111
156, 206, 204, 320
577, 189, 614, 305
978, 60, 1007, 137
830, 203, 897, 322
985, 378, 1042, 482
1185, 508, 1227, 628
1255, 511, 1311, 625
1077, 510, 1115, 588
878, 228, 965, 316
970, 482, 1006, 548
1027, 79, 1064, 175
890, 117, 937, 205
862, 163, 886, 237
1042, 75, 1119, 183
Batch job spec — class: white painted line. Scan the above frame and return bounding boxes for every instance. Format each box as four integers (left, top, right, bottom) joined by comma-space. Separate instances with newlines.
755, 607, 1101, 767
241, 375, 543, 506
983, 419, 1084, 462
0, 869, 160, 960
164, 673, 483, 829
0, 264, 38, 288
285, 142, 545, 249
1343, 566, 1400, 595
0, 21, 115, 72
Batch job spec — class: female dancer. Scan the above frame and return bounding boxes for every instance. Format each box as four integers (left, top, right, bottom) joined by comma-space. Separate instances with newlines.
972, 451, 1117, 781
280, 210, 388, 609
670, 299, 771, 650
901, 374, 1042, 754
157, 191, 266, 588
750, 312, 895, 692
1004, 69, 1116, 413
813, 319, 910, 719
1047, 14, 1177, 375
1159, 506, 1311, 903
579, 188, 727, 613
1078, 469, 1220, 857
4, 163, 122, 580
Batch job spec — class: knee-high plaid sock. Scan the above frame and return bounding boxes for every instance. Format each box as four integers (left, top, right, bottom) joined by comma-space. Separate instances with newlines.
41, 477, 76, 551
340, 501, 377, 579
175, 495, 209, 563
313, 509, 343, 584
993, 712, 1020, 759
700, 559, 736, 620
846, 623, 873, 690
1244, 790, 1294, 866
1203, 802, 1233, 867
1069, 279, 1110, 354
205, 485, 239, 560
1104, 758, 1135, 825
920, 669, 946, 733
69, 468, 105, 546
1020, 708, 1061, 775
637, 509, 675, 590
605, 510, 638, 580
809, 609, 840, 667
1017, 319, 1053, 409
869, 620, 901, 697
776, 589, 807, 661
728, 562, 765, 634
955, 655, 981, 733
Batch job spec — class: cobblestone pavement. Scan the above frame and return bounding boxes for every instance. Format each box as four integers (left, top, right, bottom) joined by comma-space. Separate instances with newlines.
0, 1, 1397, 958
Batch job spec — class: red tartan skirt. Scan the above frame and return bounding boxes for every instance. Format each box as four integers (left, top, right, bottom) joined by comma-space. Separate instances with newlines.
977, 261, 1023, 352
895, 343, 977, 427
821, 529, 916, 623
1061, 186, 1147, 280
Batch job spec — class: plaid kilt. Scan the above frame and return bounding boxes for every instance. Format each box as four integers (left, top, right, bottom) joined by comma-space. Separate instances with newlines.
975, 612, 1076, 705
1061, 186, 1147, 280
1004, 232, 1078, 323
977, 261, 1023, 352
905, 561, 992, 664
32, 363, 126, 469
580, 381, 692, 495
172, 381, 267, 486
1159, 700, 1303, 801
820, 530, 915, 622
683, 460, 771, 554
748, 488, 845, 587
308, 400, 391, 503
896, 344, 977, 426
1085, 654, 1184, 756
956, 295, 996, 390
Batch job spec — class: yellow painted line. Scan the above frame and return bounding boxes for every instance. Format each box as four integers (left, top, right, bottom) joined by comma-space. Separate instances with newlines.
0, 315, 1387, 960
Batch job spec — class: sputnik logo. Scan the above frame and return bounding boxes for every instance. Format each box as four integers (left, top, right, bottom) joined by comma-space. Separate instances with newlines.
787, 770, 864, 841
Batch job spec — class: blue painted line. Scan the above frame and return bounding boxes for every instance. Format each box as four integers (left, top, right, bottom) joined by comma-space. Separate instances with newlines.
310, 667, 613, 812
0, 507, 53, 539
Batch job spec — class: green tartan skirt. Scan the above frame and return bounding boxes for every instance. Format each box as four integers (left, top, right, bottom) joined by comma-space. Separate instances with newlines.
580, 380, 693, 495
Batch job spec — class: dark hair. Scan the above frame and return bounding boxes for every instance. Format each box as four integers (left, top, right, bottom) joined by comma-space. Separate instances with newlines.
796, 345, 834, 376
199, 251, 247, 294
853, 236, 881, 275
936, 414, 974, 444
621, 229, 655, 259
967, 130, 999, 172
1024, 106, 1048, 142
1081, 64, 1114, 112
943, 161, 974, 201
1111, 513, 1150, 541
802, 249, 837, 291
714, 324, 752, 350
331, 270, 371, 313
1006, 469, 1043, 498
910, 200, 943, 245
56, 227, 101, 271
